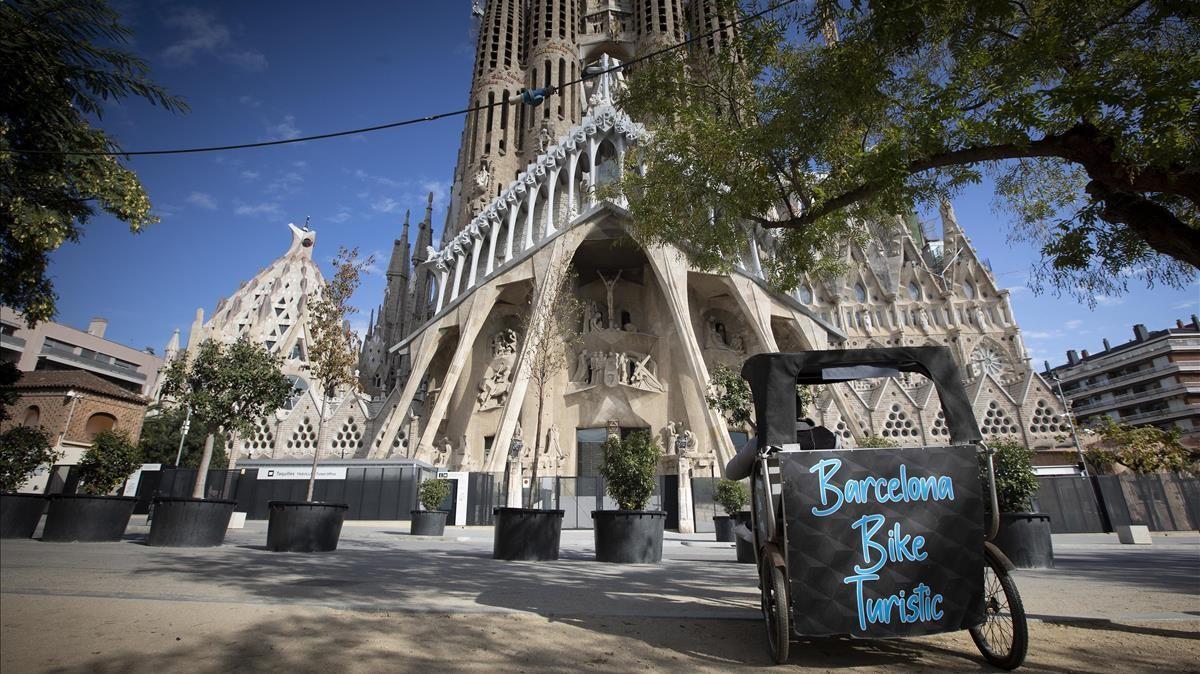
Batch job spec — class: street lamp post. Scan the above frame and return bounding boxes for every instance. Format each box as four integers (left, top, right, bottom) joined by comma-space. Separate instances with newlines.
173, 405, 192, 467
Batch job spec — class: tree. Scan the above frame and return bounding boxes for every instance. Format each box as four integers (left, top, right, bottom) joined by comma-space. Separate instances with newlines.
705, 362, 821, 431
518, 258, 583, 507
1086, 417, 1196, 474
77, 428, 139, 495
618, 1, 1197, 305
303, 247, 372, 502
983, 439, 1040, 513
0, 361, 20, 423
137, 406, 227, 469
0, 425, 60, 492
599, 431, 662, 511
160, 338, 292, 498
0, 0, 186, 324
858, 434, 900, 449
715, 478, 750, 516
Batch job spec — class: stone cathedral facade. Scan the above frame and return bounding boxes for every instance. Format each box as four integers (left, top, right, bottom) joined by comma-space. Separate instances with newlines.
159, 2, 1071, 502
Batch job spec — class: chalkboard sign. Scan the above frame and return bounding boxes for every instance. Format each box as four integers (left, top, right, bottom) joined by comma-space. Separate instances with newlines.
779, 445, 985, 638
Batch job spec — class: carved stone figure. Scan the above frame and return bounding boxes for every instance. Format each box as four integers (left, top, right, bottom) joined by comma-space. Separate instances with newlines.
973, 305, 988, 329
571, 349, 590, 382
630, 354, 662, 391
587, 301, 604, 333
663, 422, 678, 456
707, 316, 732, 350
729, 332, 745, 353
861, 311, 874, 333
598, 270, 622, 329
434, 436, 453, 465
917, 309, 931, 330
477, 362, 511, 410
491, 328, 517, 356
537, 125, 554, 153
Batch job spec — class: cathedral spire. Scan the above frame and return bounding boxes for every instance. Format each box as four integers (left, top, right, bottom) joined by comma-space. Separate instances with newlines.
387, 210, 412, 280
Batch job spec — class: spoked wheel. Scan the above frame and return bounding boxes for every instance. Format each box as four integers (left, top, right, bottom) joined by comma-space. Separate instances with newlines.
759, 557, 790, 665
969, 545, 1029, 670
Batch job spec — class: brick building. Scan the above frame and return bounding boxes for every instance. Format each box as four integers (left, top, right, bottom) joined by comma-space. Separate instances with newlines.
1, 370, 149, 491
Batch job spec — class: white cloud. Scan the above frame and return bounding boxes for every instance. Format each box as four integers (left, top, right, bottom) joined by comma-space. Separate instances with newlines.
1064, 319, 1083, 330
421, 180, 451, 209
372, 197, 402, 214
234, 201, 282, 219
185, 191, 217, 210
238, 95, 262, 108
265, 171, 304, 195
1023, 330, 1061, 340
161, 7, 267, 71
292, 160, 308, 169
1173, 299, 1198, 311
328, 207, 353, 224
1095, 295, 1125, 307
239, 170, 260, 181
265, 115, 301, 141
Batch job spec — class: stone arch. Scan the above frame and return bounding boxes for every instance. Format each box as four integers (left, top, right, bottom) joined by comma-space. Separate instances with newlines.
21, 405, 40, 428
84, 412, 117, 439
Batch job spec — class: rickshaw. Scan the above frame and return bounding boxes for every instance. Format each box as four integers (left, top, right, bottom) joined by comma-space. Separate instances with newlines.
726, 347, 1028, 669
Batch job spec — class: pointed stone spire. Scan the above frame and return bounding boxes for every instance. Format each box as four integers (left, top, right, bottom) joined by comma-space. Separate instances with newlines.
387, 211, 412, 280
186, 308, 204, 354
939, 199, 964, 242
164, 328, 180, 359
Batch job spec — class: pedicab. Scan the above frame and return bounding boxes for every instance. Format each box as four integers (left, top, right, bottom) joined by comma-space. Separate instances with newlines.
725, 347, 1028, 669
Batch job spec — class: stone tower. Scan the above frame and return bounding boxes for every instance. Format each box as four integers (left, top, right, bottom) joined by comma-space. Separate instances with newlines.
445, 0, 528, 239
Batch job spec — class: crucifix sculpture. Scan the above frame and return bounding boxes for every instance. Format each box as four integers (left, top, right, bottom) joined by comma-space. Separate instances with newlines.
597, 270, 622, 330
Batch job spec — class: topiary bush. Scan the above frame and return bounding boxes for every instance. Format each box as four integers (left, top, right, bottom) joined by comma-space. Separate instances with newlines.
600, 431, 662, 511
418, 478, 451, 511
0, 426, 60, 493
859, 434, 900, 448
715, 478, 749, 516
982, 439, 1040, 513
77, 429, 141, 496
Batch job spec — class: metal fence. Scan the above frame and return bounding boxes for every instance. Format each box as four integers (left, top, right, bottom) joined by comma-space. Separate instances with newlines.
1035, 473, 1198, 533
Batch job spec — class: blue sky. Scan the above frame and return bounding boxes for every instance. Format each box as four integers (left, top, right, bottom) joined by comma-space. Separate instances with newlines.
47, 1, 1199, 369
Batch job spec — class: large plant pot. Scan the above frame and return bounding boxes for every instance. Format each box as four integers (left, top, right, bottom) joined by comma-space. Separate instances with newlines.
266, 501, 348, 552
1, 493, 47, 539
734, 511, 755, 564
713, 515, 735, 542
147, 497, 237, 547
410, 510, 449, 536
993, 512, 1055, 569
592, 510, 666, 563
493, 507, 564, 561
41, 494, 135, 542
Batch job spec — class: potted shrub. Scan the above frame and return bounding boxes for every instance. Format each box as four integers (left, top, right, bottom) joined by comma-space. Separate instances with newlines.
411, 477, 451, 536
266, 248, 371, 553
984, 439, 1053, 569
713, 478, 748, 543
157, 337, 292, 547
492, 259, 575, 560
592, 430, 665, 563
42, 429, 140, 542
0, 426, 61, 538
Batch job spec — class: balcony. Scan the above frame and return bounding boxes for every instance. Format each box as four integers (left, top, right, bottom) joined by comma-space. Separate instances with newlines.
38, 345, 146, 385
1119, 407, 1195, 424
1071, 382, 1182, 413
0, 332, 25, 352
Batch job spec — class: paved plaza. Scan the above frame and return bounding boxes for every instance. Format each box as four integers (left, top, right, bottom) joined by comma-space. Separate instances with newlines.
2, 519, 1198, 672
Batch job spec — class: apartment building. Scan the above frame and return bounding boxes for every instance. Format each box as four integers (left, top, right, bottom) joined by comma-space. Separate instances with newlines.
0, 307, 163, 396
1045, 316, 1200, 441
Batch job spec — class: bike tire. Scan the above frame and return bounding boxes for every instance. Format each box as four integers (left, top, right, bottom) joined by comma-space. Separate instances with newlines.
760, 558, 790, 665
969, 545, 1029, 669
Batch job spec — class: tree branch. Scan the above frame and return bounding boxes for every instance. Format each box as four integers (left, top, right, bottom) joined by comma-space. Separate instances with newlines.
1085, 180, 1200, 268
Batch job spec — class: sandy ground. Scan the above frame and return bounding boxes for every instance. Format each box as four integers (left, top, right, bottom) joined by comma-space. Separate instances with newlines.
2, 526, 1198, 672
2, 594, 1198, 673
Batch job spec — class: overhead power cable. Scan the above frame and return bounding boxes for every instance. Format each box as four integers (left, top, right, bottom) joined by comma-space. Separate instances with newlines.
22, 0, 800, 157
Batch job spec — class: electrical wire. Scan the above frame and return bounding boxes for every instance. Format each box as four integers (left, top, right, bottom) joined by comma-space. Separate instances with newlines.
19, 0, 801, 157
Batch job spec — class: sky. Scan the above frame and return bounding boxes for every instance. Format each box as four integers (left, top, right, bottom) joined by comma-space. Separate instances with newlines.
45, 1, 1199, 370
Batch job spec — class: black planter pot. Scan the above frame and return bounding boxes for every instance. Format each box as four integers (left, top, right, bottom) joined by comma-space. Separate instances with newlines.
1, 493, 47, 539
147, 497, 237, 547
713, 515, 735, 542
592, 510, 666, 563
41, 494, 136, 542
410, 510, 449, 536
734, 511, 755, 564
266, 501, 348, 552
993, 512, 1055, 569
492, 507, 565, 561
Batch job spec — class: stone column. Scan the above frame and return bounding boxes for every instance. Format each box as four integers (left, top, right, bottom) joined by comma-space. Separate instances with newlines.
566, 150, 578, 219
468, 234, 483, 288
435, 262, 449, 313
677, 455, 696, 534
523, 185, 537, 250
486, 216, 500, 274
543, 168, 559, 238
504, 204, 518, 261
451, 247, 466, 298
586, 139, 598, 206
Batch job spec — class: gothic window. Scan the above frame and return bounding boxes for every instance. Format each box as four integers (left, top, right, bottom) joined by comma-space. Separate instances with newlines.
930, 410, 948, 438
881, 404, 916, 438
334, 419, 364, 452
969, 345, 1007, 379
84, 413, 117, 439
1029, 400, 1063, 434
980, 401, 1018, 436
908, 281, 921, 300
288, 416, 317, 450
798, 285, 812, 304
963, 280, 976, 299
283, 375, 309, 410
243, 418, 275, 452
853, 282, 867, 302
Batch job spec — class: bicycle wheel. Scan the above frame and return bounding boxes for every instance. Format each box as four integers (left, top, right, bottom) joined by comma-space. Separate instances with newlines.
759, 558, 790, 665
969, 545, 1029, 669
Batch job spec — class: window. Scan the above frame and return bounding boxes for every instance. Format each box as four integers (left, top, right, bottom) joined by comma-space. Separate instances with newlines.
84, 413, 117, 439
908, 281, 921, 300
853, 282, 867, 302
22, 405, 40, 428
963, 280, 976, 299
798, 285, 813, 304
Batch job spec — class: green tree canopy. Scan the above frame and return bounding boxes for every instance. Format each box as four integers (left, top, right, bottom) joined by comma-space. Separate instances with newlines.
77, 428, 139, 495
137, 406, 227, 469
619, 0, 1197, 304
160, 338, 292, 496
0, 425, 60, 492
1, 0, 186, 324
600, 431, 662, 511
1086, 417, 1196, 474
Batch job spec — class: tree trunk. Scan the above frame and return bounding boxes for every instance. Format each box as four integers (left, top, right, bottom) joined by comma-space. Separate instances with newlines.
305, 390, 329, 502
191, 432, 215, 499
525, 387, 545, 509
1086, 180, 1200, 268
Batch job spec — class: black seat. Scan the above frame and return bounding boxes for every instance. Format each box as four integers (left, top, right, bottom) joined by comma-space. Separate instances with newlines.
794, 418, 839, 450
